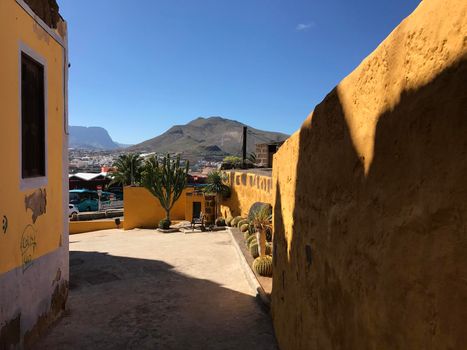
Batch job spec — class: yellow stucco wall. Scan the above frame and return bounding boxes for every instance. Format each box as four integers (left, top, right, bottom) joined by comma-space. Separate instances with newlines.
123, 187, 194, 230
271, 0, 467, 349
221, 171, 273, 218
69, 220, 123, 235
184, 191, 206, 222
219, 204, 233, 219
0, 0, 66, 275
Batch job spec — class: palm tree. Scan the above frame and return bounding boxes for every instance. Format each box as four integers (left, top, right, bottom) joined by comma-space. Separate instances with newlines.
204, 171, 230, 219
110, 153, 143, 186
248, 152, 257, 163
141, 154, 189, 225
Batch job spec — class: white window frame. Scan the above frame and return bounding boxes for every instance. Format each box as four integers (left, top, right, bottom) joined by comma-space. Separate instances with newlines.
19, 42, 48, 190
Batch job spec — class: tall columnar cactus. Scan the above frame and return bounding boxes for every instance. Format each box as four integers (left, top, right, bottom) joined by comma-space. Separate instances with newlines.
141, 154, 189, 223
252, 256, 273, 277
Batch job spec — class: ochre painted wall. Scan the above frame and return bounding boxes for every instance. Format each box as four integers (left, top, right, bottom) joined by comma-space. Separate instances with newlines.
0, 0, 68, 347
69, 220, 123, 234
185, 191, 206, 222
221, 171, 273, 218
0, 0, 66, 276
219, 204, 233, 219
271, 0, 467, 349
123, 187, 190, 230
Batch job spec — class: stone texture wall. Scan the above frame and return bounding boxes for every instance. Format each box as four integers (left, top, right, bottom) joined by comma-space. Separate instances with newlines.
271, 0, 467, 349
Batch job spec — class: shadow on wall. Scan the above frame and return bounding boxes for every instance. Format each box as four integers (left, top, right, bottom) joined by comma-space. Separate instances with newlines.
272, 58, 467, 349
35, 250, 278, 349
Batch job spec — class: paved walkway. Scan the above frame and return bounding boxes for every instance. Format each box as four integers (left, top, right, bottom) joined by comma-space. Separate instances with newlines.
36, 229, 278, 350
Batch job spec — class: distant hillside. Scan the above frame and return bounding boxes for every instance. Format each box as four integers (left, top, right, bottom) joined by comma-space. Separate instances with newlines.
129, 116, 289, 161
69, 126, 123, 150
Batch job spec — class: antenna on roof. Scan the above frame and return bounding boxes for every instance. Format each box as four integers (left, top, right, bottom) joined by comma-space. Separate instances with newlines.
242, 126, 247, 167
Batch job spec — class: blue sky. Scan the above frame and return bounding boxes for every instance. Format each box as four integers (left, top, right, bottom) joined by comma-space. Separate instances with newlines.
59, 0, 420, 144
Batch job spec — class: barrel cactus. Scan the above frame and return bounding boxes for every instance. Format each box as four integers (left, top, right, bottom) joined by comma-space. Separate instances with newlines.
249, 241, 259, 258
240, 223, 249, 233
265, 242, 272, 255
215, 217, 226, 227
231, 216, 243, 227
237, 219, 249, 228
246, 235, 257, 247
252, 256, 273, 277
225, 216, 233, 226
243, 230, 253, 240
248, 202, 272, 222
248, 224, 256, 234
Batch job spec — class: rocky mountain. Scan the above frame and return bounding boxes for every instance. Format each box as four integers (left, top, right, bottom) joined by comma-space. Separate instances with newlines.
129, 116, 289, 161
69, 126, 122, 150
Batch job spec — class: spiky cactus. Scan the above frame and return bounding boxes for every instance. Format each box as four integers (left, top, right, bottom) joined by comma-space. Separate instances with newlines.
252, 256, 273, 277
246, 235, 257, 247
215, 217, 226, 227
240, 223, 249, 232
250, 241, 259, 258
244, 230, 253, 240
225, 216, 234, 226
265, 242, 272, 255
237, 219, 249, 228
141, 154, 189, 224
231, 216, 244, 227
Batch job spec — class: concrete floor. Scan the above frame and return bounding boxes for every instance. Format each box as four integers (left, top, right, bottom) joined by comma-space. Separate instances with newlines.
36, 229, 278, 350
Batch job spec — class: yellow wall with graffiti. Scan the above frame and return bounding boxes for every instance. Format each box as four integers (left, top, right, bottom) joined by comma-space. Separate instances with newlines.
0, 0, 66, 274
221, 171, 273, 218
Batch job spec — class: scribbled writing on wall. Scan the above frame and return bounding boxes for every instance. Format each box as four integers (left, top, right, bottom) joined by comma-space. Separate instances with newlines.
2, 215, 7, 234
21, 224, 37, 272
25, 188, 47, 223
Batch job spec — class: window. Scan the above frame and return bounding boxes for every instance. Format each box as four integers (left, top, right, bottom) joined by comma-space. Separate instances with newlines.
21, 52, 45, 179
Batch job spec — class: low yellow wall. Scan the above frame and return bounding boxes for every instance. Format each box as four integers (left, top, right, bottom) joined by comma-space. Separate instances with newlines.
221, 171, 273, 217
69, 220, 123, 235
123, 186, 189, 230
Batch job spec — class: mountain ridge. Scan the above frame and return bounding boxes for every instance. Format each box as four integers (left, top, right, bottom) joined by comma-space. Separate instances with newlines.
69, 126, 122, 150
129, 116, 289, 161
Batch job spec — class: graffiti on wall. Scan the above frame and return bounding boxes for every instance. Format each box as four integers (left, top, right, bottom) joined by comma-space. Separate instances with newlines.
2, 215, 7, 234
20, 224, 37, 272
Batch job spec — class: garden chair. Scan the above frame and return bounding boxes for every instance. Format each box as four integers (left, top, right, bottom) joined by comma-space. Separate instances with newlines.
191, 212, 205, 230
